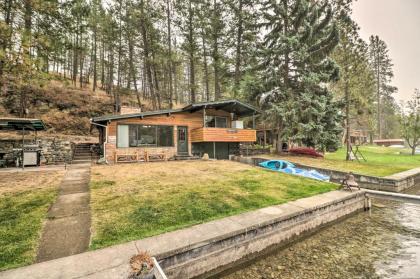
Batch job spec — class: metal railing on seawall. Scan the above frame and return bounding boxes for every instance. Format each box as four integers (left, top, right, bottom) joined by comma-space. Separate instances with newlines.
152, 257, 168, 279
364, 189, 420, 205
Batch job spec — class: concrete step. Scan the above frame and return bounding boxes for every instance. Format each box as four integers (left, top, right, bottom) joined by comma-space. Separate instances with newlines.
74, 152, 92, 156
75, 147, 91, 150
72, 160, 91, 164
73, 155, 92, 159
174, 155, 201, 161
73, 158, 91, 162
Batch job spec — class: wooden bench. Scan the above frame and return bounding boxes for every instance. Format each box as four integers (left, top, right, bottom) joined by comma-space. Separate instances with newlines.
146, 151, 167, 162
114, 150, 168, 163
114, 151, 147, 163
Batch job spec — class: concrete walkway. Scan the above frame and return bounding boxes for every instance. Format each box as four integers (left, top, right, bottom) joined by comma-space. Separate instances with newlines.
35, 163, 91, 262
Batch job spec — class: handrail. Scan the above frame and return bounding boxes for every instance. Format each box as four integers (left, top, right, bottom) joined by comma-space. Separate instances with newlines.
365, 189, 420, 205
152, 257, 168, 279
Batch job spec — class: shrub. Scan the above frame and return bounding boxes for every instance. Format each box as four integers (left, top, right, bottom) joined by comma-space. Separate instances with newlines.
289, 147, 324, 158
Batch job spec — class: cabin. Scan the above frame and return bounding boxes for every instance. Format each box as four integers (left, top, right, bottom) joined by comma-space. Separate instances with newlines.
91, 100, 260, 163
373, 139, 405, 147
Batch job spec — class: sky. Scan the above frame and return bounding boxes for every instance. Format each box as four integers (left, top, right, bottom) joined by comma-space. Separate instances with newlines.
352, 0, 420, 102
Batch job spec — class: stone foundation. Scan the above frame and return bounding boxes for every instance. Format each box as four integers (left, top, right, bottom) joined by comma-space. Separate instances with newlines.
0, 138, 74, 165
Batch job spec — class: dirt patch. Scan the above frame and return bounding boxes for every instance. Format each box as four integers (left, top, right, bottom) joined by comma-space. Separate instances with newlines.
91, 160, 252, 192
0, 171, 64, 195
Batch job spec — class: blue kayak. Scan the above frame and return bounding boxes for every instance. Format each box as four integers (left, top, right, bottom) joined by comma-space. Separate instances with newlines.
259, 160, 330, 182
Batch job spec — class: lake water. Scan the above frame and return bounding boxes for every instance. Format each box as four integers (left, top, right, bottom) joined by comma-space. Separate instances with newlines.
219, 185, 420, 279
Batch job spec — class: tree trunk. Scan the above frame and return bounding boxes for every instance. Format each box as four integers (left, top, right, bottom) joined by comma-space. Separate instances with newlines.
128, 30, 142, 108
93, 16, 97, 91
100, 38, 105, 89
73, 31, 79, 86
79, 28, 84, 88
376, 52, 381, 139
140, 0, 157, 110
166, 0, 173, 108
201, 28, 210, 101
345, 75, 351, 161
276, 129, 282, 153
188, 0, 196, 103
116, 0, 123, 112
233, 0, 243, 96
0, 0, 14, 83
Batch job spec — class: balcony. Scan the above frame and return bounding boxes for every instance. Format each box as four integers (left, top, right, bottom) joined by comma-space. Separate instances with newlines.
190, 127, 256, 143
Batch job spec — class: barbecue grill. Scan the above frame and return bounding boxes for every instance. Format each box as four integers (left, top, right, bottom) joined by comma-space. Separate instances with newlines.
13, 145, 42, 167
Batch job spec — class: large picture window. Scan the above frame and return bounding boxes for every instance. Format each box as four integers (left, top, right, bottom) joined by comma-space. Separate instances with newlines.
117, 124, 174, 147
205, 116, 228, 128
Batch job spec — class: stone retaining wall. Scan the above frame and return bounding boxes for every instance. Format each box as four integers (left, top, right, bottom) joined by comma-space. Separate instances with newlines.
230, 155, 420, 192
0, 139, 74, 165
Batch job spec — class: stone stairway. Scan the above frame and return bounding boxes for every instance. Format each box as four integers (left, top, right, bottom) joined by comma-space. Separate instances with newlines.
72, 143, 93, 164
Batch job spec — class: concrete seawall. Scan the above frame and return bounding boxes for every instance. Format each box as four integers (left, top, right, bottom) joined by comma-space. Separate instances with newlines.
230, 155, 420, 192
0, 190, 366, 279
163, 191, 366, 278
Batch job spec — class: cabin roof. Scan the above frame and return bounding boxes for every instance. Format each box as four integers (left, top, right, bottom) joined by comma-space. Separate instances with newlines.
0, 118, 46, 131
182, 99, 260, 116
91, 100, 260, 124
91, 109, 184, 123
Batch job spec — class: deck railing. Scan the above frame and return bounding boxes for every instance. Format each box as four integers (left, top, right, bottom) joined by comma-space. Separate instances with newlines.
190, 127, 256, 143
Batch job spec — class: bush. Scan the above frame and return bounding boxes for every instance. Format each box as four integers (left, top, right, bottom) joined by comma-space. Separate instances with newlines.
289, 147, 324, 158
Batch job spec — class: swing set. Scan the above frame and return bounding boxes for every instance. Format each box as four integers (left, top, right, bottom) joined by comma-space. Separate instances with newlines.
347, 144, 366, 162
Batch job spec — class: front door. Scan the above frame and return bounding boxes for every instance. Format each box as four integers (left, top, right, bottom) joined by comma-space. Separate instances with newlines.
177, 126, 188, 155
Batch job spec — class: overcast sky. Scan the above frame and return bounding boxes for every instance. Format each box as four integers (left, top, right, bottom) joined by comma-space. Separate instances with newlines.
352, 0, 420, 102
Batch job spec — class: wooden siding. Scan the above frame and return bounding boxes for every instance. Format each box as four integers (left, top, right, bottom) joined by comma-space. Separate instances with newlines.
104, 109, 234, 163
190, 127, 256, 143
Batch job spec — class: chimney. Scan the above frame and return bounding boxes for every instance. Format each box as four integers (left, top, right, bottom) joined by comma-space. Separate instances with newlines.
120, 106, 142, 115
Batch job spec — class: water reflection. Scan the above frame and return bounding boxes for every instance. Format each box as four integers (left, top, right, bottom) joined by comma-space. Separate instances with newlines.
221, 187, 420, 279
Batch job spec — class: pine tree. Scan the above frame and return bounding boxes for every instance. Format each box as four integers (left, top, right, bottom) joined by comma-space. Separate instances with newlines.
368, 35, 396, 139
259, 0, 341, 151
331, 12, 375, 159
400, 89, 420, 155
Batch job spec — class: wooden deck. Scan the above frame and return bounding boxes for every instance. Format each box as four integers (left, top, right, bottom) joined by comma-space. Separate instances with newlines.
190, 127, 256, 142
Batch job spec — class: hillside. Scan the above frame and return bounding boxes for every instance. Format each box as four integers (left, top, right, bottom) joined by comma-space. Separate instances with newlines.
0, 78, 146, 136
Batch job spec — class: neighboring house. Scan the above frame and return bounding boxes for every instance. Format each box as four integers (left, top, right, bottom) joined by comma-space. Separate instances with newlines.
91, 100, 259, 163
373, 139, 405, 147
349, 129, 370, 145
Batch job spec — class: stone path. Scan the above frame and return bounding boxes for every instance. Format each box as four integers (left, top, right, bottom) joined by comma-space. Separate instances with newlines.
36, 162, 91, 262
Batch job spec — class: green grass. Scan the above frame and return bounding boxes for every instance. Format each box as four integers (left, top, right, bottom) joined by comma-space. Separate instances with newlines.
268, 145, 420, 177
89, 161, 337, 249
0, 188, 57, 271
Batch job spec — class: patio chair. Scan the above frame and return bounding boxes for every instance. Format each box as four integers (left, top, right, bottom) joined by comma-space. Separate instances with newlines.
341, 172, 360, 191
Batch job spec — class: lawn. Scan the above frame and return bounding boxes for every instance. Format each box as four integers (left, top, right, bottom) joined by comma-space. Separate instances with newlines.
0, 171, 63, 271
89, 160, 337, 249
265, 145, 420, 177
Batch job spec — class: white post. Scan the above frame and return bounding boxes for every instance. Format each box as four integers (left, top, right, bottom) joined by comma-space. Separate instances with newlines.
22, 126, 25, 170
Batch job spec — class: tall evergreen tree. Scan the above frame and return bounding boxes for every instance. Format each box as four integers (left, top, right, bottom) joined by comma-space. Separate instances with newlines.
259, 0, 341, 151
331, 12, 375, 159
368, 35, 396, 139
